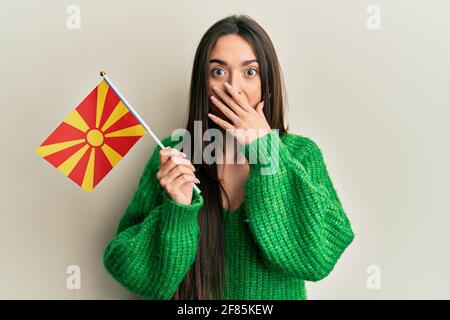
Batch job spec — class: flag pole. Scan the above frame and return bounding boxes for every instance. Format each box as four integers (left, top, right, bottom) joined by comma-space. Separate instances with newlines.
100, 71, 201, 195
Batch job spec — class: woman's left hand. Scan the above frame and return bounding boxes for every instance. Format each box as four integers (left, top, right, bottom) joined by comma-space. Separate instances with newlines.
208, 82, 272, 145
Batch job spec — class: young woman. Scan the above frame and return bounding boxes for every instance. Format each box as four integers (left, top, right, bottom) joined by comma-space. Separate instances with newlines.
103, 15, 355, 300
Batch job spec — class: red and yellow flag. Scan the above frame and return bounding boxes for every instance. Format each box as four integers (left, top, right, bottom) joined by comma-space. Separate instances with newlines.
36, 80, 146, 192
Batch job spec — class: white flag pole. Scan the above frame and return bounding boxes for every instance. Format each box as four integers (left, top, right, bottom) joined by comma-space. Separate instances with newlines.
100, 71, 201, 195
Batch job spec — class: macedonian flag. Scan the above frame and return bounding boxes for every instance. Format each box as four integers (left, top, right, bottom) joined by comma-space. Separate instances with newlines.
36, 80, 146, 192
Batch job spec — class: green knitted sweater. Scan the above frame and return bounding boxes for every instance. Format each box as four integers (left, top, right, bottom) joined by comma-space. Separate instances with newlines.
103, 130, 355, 300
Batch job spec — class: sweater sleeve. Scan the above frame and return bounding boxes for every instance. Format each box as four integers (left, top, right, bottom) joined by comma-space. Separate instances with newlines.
240, 130, 355, 281
102, 144, 204, 299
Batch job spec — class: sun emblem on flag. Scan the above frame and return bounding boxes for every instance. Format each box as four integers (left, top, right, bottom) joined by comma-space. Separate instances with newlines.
36, 80, 145, 192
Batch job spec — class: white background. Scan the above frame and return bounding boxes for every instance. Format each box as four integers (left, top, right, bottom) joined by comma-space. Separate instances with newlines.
1, 0, 449, 299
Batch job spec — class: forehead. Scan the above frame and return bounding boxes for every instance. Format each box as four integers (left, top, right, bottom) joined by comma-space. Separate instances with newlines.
210, 34, 257, 62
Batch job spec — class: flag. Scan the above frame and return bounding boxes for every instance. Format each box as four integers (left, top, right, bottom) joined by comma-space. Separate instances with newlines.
36, 80, 146, 192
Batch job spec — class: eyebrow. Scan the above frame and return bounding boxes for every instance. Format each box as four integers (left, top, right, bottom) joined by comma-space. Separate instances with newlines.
209, 59, 259, 66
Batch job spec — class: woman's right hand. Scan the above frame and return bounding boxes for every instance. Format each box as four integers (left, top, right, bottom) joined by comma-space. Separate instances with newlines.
157, 147, 200, 206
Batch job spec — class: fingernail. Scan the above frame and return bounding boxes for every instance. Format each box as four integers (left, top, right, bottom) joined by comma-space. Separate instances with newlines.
224, 82, 231, 88
210, 95, 217, 101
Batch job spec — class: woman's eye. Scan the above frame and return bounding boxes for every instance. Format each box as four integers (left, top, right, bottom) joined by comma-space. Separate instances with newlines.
245, 68, 258, 77
211, 67, 258, 77
211, 67, 226, 77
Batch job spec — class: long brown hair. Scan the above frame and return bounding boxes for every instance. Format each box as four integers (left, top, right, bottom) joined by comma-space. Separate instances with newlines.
172, 14, 289, 300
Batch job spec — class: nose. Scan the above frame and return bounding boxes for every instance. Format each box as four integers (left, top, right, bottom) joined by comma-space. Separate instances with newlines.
228, 72, 244, 93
